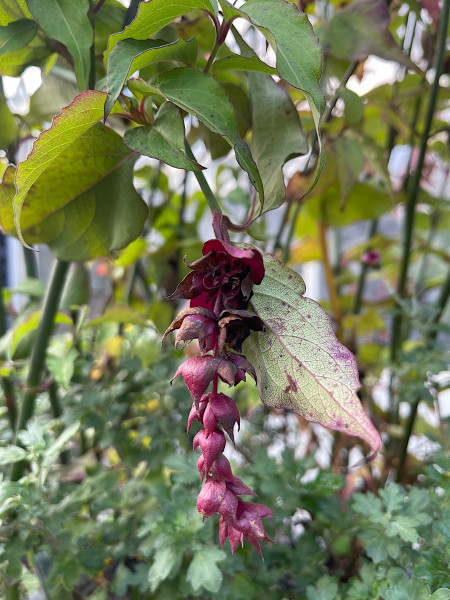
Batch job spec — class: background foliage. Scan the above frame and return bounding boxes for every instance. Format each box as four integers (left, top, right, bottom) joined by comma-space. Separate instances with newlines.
0, 0, 449, 598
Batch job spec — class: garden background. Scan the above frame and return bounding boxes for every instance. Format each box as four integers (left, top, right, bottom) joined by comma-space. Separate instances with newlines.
0, 0, 449, 598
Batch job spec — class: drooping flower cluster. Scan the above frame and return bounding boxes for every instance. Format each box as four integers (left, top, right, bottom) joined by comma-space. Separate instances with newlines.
163, 233, 273, 556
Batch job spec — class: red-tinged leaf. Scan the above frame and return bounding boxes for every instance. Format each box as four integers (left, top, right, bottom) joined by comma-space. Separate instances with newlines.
10, 91, 147, 261
243, 254, 381, 455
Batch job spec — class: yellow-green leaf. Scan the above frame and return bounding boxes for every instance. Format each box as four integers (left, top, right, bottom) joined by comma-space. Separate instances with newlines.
12, 91, 148, 261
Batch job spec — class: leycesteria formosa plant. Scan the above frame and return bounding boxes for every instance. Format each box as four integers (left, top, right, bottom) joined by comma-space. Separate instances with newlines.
164, 214, 381, 557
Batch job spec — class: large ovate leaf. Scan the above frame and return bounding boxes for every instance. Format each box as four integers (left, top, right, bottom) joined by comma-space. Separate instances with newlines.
244, 254, 381, 454
0, 18, 37, 56
10, 91, 147, 261
105, 37, 198, 118
145, 68, 263, 200
104, 0, 217, 64
319, 0, 419, 72
27, 0, 93, 90
241, 0, 325, 196
0, 0, 49, 76
305, 182, 393, 226
124, 102, 202, 171
249, 73, 307, 216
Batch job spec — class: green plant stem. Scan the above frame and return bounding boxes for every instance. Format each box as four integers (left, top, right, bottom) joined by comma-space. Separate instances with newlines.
388, 0, 449, 429
87, 0, 96, 90
396, 397, 419, 482
48, 382, 70, 465
415, 168, 449, 297
318, 222, 343, 339
5, 583, 20, 600
12, 260, 69, 480
281, 203, 300, 263
433, 265, 450, 328
390, 0, 449, 354
0, 261, 18, 431
23, 246, 38, 279
352, 220, 378, 314
185, 141, 222, 215
396, 258, 450, 482
203, 38, 222, 75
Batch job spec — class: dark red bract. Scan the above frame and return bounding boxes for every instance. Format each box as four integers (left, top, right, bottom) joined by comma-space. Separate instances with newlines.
170, 239, 264, 312
163, 232, 272, 557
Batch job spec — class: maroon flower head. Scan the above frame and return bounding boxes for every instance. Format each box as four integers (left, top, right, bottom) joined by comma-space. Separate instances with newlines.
170, 239, 264, 311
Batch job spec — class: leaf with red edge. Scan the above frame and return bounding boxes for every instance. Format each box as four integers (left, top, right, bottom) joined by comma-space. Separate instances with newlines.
243, 253, 381, 455
9, 91, 147, 261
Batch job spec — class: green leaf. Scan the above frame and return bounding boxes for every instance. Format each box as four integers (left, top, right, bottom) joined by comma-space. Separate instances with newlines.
9, 310, 72, 358
27, 0, 94, 90
241, 0, 325, 196
12, 91, 148, 261
105, 37, 198, 118
319, 0, 420, 72
29, 72, 78, 125
41, 421, 80, 471
339, 87, 364, 127
0, 164, 17, 234
334, 137, 364, 209
244, 253, 381, 453
47, 334, 77, 388
27, 0, 93, 90
358, 528, 389, 562
249, 73, 307, 215
124, 102, 202, 171
186, 547, 225, 593
148, 546, 181, 592
380, 483, 404, 513
0, 444, 27, 465
430, 591, 450, 600
388, 516, 419, 543
85, 305, 146, 327
304, 182, 392, 226
211, 54, 277, 76
0, 17, 37, 56
0, 95, 17, 149
352, 492, 383, 517
104, 0, 217, 64
13, 277, 46, 298
306, 576, 340, 600
60, 263, 90, 307
145, 68, 263, 200
386, 587, 412, 600
0, 0, 50, 76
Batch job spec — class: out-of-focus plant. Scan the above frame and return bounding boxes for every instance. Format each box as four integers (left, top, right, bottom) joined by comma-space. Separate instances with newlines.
0, 0, 448, 597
